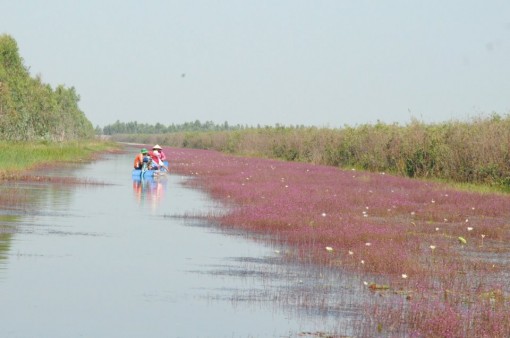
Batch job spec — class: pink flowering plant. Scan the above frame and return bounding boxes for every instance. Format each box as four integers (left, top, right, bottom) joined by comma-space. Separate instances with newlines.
167, 146, 510, 337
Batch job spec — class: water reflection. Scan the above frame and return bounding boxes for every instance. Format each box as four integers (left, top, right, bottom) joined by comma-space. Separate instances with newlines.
0, 150, 361, 337
132, 176, 167, 210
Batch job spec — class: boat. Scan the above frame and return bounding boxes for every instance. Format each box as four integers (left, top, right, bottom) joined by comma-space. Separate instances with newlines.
132, 161, 169, 178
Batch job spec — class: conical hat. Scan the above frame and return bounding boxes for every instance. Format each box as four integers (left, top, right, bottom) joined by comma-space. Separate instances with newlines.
153, 144, 162, 150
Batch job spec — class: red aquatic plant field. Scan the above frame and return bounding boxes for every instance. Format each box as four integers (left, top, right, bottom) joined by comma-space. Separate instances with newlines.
165, 146, 510, 337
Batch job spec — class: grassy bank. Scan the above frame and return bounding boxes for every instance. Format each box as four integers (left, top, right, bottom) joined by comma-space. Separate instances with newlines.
165, 145, 510, 337
0, 140, 120, 178
110, 114, 510, 191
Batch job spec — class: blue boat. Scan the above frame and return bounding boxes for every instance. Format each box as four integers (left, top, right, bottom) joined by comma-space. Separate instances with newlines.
132, 161, 169, 178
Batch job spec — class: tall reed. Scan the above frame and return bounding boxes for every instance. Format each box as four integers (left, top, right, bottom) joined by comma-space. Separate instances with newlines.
114, 114, 510, 190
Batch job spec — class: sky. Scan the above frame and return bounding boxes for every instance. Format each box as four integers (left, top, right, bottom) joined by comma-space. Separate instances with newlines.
1, 1, 509, 128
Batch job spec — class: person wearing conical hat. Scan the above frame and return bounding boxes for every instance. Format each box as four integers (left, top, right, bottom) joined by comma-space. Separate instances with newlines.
152, 144, 167, 162
149, 144, 169, 171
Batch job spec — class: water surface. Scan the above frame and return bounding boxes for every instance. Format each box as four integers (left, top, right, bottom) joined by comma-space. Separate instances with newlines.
0, 151, 360, 337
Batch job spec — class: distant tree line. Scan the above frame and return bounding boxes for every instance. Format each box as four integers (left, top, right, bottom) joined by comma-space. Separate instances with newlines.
99, 119, 303, 135
0, 34, 94, 141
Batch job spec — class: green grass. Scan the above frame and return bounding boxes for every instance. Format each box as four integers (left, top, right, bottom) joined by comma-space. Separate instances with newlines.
0, 140, 119, 176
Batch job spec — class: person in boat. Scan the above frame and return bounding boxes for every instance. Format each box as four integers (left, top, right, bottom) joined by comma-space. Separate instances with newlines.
152, 144, 167, 162
149, 145, 169, 171
133, 148, 152, 170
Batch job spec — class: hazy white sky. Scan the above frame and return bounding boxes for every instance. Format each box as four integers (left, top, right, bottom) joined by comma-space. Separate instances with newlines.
1, 1, 509, 127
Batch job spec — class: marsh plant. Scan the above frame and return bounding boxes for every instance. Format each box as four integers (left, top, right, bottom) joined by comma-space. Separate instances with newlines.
165, 146, 510, 337
116, 114, 510, 191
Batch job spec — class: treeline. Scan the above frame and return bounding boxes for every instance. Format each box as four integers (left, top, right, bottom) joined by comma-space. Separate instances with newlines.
111, 114, 510, 190
99, 119, 294, 135
0, 34, 94, 141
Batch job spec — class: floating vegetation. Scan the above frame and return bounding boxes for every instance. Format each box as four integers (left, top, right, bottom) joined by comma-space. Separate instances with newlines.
166, 146, 510, 337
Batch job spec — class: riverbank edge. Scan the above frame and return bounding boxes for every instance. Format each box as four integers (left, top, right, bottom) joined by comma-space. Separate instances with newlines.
0, 140, 121, 180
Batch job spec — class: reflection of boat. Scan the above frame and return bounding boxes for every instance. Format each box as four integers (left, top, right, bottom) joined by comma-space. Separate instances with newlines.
132, 174, 167, 208
132, 161, 169, 178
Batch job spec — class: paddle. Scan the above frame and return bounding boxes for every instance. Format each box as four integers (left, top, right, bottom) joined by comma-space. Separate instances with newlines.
159, 162, 169, 172
141, 162, 148, 177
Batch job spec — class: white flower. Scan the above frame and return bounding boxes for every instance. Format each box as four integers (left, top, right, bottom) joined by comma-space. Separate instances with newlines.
325, 246, 333, 252
363, 281, 368, 286
321, 212, 327, 217
481, 234, 486, 238
435, 227, 440, 231
465, 219, 469, 223
365, 242, 372, 246
467, 227, 473, 231
430, 245, 436, 250
348, 250, 354, 255
402, 274, 408, 279
411, 211, 416, 216
361, 260, 365, 265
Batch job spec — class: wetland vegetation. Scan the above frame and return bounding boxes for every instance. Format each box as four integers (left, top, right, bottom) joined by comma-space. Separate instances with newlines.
105, 113, 510, 192
164, 145, 510, 337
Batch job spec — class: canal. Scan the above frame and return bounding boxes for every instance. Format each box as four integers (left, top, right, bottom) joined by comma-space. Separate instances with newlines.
0, 150, 360, 337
